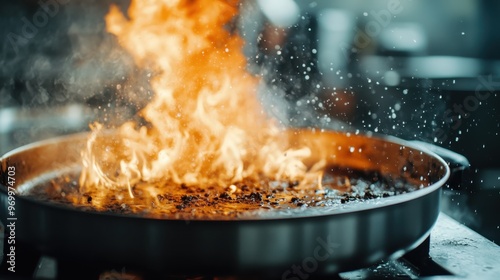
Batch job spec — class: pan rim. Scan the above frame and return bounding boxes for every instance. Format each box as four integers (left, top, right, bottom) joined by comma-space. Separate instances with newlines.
0, 130, 450, 222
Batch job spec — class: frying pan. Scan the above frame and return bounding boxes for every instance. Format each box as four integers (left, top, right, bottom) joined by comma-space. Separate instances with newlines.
0, 129, 465, 277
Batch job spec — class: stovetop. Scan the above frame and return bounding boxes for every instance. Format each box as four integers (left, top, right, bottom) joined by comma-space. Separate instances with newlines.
1, 213, 499, 280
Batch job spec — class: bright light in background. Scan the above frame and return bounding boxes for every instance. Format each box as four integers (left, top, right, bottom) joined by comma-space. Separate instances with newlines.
257, 0, 300, 27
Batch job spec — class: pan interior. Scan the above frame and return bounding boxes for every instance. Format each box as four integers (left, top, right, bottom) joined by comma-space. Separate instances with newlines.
19, 165, 423, 220
1, 130, 449, 220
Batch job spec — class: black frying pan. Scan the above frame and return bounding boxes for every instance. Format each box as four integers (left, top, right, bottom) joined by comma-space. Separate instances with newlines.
0, 129, 465, 277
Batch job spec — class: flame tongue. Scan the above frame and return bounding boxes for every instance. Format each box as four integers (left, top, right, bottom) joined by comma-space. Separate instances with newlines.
80, 0, 313, 198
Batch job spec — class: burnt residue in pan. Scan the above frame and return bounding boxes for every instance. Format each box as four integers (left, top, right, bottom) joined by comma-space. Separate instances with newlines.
24, 166, 419, 219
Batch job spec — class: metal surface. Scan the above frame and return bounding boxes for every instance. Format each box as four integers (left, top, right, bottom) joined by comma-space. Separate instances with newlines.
0, 130, 450, 276
3, 213, 498, 279
429, 213, 500, 279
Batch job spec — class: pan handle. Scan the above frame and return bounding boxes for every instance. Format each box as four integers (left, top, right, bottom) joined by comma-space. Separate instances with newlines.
410, 140, 470, 190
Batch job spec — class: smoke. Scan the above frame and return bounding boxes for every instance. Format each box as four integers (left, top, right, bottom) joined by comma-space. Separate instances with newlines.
241, 5, 351, 131
0, 0, 150, 125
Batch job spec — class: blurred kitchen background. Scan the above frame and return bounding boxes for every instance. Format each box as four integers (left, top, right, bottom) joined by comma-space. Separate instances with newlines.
1, 0, 499, 243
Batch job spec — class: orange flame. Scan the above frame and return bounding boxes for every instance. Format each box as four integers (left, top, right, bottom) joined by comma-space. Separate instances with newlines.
79, 0, 319, 202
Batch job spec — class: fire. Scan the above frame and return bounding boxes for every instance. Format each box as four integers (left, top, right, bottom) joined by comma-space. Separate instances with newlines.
79, 0, 322, 208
